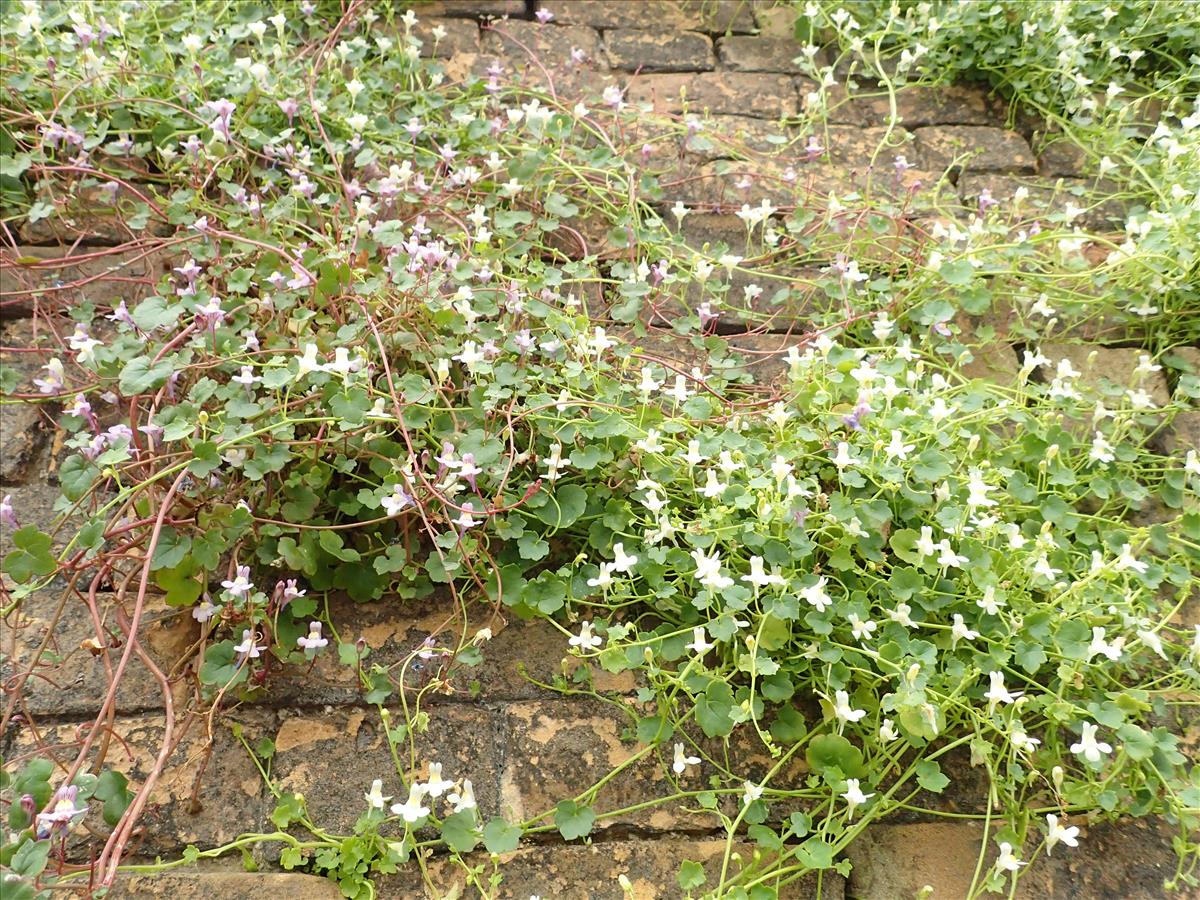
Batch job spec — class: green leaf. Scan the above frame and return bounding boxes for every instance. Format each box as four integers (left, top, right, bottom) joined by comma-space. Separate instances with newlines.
795, 836, 835, 869
533, 484, 587, 530
60, 453, 99, 502
198, 640, 248, 688
94, 769, 133, 826
4, 527, 56, 583
554, 800, 596, 841
677, 859, 707, 890
440, 810, 480, 853
805, 733, 866, 778
188, 441, 222, 477
938, 259, 974, 286
119, 356, 175, 395
481, 816, 521, 854
9, 837, 50, 878
695, 682, 735, 738
915, 759, 949, 793
270, 792, 306, 829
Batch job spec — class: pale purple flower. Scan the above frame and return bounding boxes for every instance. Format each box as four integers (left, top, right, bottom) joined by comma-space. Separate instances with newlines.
278, 98, 299, 122
221, 565, 254, 598
234, 629, 264, 661
106, 300, 137, 328
192, 597, 220, 623
281, 579, 306, 603
204, 98, 236, 141
36, 785, 88, 839
535, 8, 554, 23
0, 495, 16, 528
297, 621, 328, 651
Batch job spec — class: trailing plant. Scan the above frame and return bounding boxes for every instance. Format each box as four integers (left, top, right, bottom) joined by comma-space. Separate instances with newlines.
1, 1, 1197, 898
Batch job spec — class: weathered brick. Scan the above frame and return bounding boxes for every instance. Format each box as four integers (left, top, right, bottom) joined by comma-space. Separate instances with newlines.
952, 314, 1021, 384
1036, 134, 1089, 176
958, 174, 1127, 231
820, 125, 915, 169
717, 36, 810, 73
846, 818, 1179, 899
257, 593, 637, 706
19, 184, 173, 245
2, 592, 194, 717
542, 0, 756, 33
478, 21, 605, 95
68, 871, 344, 899
604, 30, 714, 73
683, 115, 797, 161
381, 838, 843, 899
724, 332, 805, 383
413, 0, 525, 17
11, 711, 270, 858
413, 17, 479, 57
1164, 410, 1199, 460
1038, 345, 1170, 407
498, 699, 811, 832
627, 72, 798, 118
271, 705, 501, 834
914, 126, 1036, 177
1, 244, 174, 319
831, 84, 1000, 128
0, 319, 57, 484
752, 2, 801, 39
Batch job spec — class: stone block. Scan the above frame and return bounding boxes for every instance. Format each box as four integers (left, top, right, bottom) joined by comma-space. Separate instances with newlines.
845, 817, 1179, 899
819, 125, 915, 169
1036, 135, 1089, 177
478, 21, 605, 95
2, 592, 194, 717
1038, 345, 1170, 407
18, 184, 173, 246
1, 245, 175, 320
1163, 411, 1199, 460
830, 84, 1000, 128
414, 0, 525, 17
10, 710, 271, 858
271, 705, 501, 834
958, 174, 1127, 231
413, 17, 479, 57
914, 126, 1036, 177
683, 116, 798, 161
542, 1, 756, 33
380, 838, 843, 898
496, 699, 811, 832
604, 30, 714, 73
258, 593, 635, 706
69, 871, 345, 899
717, 36, 809, 73
627, 72, 798, 118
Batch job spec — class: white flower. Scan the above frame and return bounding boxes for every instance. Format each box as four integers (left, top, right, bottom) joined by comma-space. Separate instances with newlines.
569, 621, 603, 650
887, 602, 916, 628
680, 440, 706, 468
915, 526, 937, 559
1114, 543, 1148, 575
885, 431, 914, 461
390, 784, 430, 823
966, 469, 996, 508
1045, 814, 1080, 854
612, 542, 638, 573
1070, 722, 1113, 763
686, 626, 715, 656
672, 742, 701, 774
742, 556, 785, 590
833, 689, 867, 724
422, 762, 453, 798
1010, 727, 1041, 755
936, 540, 968, 569
741, 781, 763, 806
848, 613, 877, 642
1089, 431, 1115, 464
995, 842, 1024, 873
801, 576, 833, 613
365, 779, 392, 810
984, 671, 1022, 710
635, 429, 664, 453
879, 719, 899, 741
670, 200, 690, 222
587, 561, 615, 589
447, 780, 476, 813
831, 442, 857, 470
1185, 450, 1200, 477
950, 614, 978, 647
1136, 626, 1167, 660
771, 455, 793, 483
381, 485, 412, 517
841, 778, 873, 819
638, 366, 663, 396
691, 548, 734, 590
